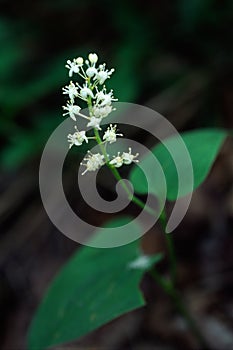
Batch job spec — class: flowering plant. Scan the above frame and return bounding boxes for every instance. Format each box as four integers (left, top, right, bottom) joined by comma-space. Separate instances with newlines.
28, 53, 228, 350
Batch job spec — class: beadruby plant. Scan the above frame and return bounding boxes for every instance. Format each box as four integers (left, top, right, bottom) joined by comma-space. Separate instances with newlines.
28, 52, 228, 350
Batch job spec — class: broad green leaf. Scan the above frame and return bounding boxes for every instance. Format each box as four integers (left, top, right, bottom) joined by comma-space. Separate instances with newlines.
130, 129, 227, 201
28, 217, 162, 349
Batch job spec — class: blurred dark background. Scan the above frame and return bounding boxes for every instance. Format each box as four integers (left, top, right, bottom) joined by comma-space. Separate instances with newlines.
0, 0, 233, 349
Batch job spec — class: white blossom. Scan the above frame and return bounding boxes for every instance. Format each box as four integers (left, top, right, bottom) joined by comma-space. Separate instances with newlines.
62, 101, 81, 121
96, 88, 117, 106
88, 53, 98, 64
109, 153, 124, 168
122, 148, 139, 165
91, 87, 117, 120
81, 151, 105, 175
110, 148, 139, 168
95, 70, 108, 85
87, 116, 102, 130
92, 104, 113, 118
65, 58, 83, 77
62, 81, 79, 101
94, 64, 114, 84
67, 129, 88, 148
103, 124, 123, 144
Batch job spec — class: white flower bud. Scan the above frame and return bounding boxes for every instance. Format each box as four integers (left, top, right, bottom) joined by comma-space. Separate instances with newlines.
86, 67, 97, 78
88, 53, 98, 64
76, 57, 83, 65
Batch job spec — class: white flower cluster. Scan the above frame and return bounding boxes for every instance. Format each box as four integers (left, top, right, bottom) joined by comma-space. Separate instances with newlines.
62, 53, 139, 175
80, 151, 105, 175
109, 148, 139, 168
67, 126, 88, 148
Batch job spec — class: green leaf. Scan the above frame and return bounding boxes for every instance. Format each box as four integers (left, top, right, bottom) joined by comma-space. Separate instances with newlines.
130, 128, 227, 201
28, 217, 162, 349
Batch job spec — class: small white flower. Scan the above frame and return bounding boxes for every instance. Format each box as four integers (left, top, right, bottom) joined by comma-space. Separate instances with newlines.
103, 105, 114, 115
109, 148, 139, 168
65, 60, 79, 77
95, 70, 108, 85
92, 105, 113, 118
87, 116, 102, 130
88, 53, 98, 64
62, 101, 81, 121
101, 93, 114, 105
86, 67, 97, 78
103, 124, 123, 144
91, 105, 104, 118
65, 58, 83, 77
109, 153, 124, 168
67, 129, 88, 148
96, 88, 117, 106
122, 148, 139, 165
95, 90, 105, 101
95, 64, 114, 84
80, 86, 94, 100
62, 81, 79, 101
81, 151, 105, 175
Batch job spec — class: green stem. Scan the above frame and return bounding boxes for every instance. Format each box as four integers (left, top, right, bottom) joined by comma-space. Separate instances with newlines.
93, 128, 109, 163
150, 269, 209, 348
159, 210, 177, 286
